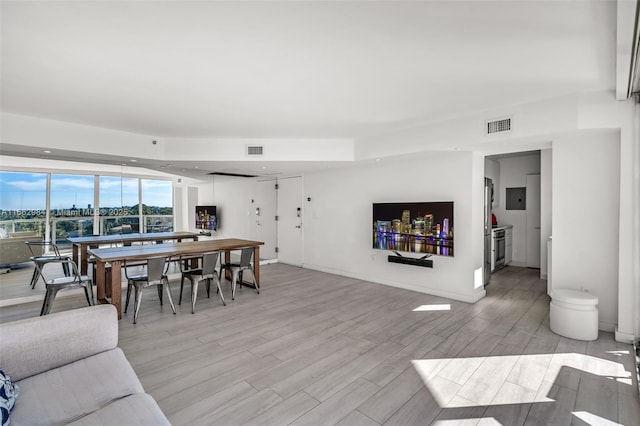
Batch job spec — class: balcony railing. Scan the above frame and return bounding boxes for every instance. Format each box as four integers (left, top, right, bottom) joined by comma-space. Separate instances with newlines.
0, 214, 174, 249
0, 218, 46, 237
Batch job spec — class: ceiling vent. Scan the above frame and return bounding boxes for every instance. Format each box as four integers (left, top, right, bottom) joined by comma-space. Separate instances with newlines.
485, 117, 512, 135
208, 172, 258, 178
246, 145, 264, 156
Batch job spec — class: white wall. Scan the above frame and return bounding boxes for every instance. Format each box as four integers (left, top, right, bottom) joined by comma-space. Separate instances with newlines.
0, 155, 175, 179
164, 137, 355, 162
575, 92, 637, 341
552, 130, 620, 331
211, 176, 254, 240
173, 181, 215, 233
492, 154, 541, 266
355, 94, 577, 159
634, 99, 640, 340
174, 187, 186, 231
303, 151, 484, 303
540, 149, 552, 278
1, 113, 355, 164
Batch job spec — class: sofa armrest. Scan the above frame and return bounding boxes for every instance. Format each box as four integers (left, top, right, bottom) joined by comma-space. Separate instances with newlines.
0, 305, 119, 381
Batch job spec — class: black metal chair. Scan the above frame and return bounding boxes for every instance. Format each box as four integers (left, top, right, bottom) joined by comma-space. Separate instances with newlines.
179, 251, 225, 313
124, 256, 176, 324
219, 247, 259, 300
25, 241, 71, 289
31, 256, 93, 316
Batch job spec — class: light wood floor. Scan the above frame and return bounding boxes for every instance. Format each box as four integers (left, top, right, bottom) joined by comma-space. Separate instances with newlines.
1, 264, 639, 425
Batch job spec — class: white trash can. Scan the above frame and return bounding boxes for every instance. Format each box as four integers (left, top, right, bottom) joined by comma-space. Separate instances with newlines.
549, 289, 599, 341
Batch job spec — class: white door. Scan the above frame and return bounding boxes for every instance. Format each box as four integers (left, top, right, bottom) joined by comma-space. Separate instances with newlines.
526, 174, 541, 268
277, 176, 303, 266
251, 179, 277, 261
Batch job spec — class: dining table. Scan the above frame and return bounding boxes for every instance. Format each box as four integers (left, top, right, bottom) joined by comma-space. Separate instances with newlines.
67, 231, 201, 275
88, 238, 264, 319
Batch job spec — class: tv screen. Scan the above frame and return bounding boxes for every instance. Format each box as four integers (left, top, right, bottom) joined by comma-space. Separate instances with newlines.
196, 205, 217, 231
373, 201, 454, 257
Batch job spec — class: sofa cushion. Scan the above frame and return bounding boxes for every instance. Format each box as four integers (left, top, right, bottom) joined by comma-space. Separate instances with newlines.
67, 393, 170, 426
0, 305, 119, 382
11, 348, 144, 426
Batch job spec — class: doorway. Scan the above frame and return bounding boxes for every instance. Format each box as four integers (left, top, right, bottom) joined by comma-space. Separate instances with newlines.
485, 150, 542, 272
526, 173, 541, 268
250, 179, 277, 261
276, 176, 303, 266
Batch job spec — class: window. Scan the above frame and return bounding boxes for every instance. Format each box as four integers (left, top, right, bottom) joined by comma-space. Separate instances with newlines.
0, 171, 174, 241
0, 171, 47, 236
99, 176, 140, 234
50, 174, 94, 245
142, 179, 173, 232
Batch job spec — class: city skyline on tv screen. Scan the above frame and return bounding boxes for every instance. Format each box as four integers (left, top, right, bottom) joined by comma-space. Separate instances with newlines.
373, 201, 454, 257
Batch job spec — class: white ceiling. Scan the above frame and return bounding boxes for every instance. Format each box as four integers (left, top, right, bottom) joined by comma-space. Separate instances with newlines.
0, 0, 620, 175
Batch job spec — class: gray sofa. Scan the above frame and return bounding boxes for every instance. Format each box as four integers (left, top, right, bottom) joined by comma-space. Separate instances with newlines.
0, 305, 170, 425
0, 231, 41, 267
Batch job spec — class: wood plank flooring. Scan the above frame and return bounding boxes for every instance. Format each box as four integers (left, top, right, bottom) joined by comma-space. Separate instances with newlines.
1, 264, 639, 425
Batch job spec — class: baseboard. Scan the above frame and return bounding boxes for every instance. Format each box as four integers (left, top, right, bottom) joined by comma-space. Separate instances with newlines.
302, 263, 485, 304
615, 327, 636, 343
598, 320, 616, 333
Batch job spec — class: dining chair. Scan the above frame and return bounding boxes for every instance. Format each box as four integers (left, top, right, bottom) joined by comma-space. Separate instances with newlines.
123, 256, 176, 324
179, 251, 225, 313
31, 256, 94, 316
25, 241, 71, 289
219, 247, 259, 300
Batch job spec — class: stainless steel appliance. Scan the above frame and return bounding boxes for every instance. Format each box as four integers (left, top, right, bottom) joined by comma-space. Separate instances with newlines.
483, 178, 493, 286
493, 228, 506, 271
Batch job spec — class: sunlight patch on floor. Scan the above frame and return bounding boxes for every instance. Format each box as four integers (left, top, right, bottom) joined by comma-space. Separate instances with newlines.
413, 304, 451, 312
412, 352, 631, 408
432, 418, 494, 425
572, 411, 622, 425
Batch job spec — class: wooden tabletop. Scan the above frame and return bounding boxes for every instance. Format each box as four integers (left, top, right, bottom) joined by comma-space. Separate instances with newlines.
89, 238, 264, 262
67, 231, 200, 245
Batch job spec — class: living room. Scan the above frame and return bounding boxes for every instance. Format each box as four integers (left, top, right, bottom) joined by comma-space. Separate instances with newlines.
1, 1, 639, 425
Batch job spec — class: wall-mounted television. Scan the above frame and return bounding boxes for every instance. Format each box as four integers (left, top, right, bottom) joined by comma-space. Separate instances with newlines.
195, 205, 217, 231
373, 201, 454, 257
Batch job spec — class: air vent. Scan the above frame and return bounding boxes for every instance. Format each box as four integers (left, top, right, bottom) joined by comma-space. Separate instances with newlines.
208, 172, 258, 178
486, 117, 512, 135
247, 145, 264, 156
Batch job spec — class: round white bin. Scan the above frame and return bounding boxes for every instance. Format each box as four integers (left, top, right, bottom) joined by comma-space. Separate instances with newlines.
549, 289, 599, 341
